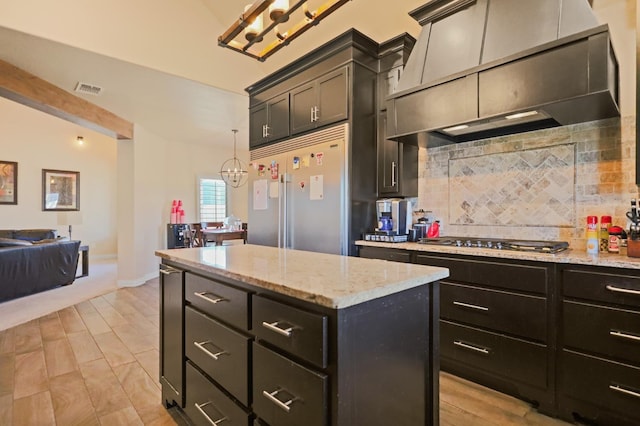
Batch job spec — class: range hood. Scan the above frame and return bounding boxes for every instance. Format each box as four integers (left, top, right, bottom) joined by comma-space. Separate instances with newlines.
386, 0, 620, 146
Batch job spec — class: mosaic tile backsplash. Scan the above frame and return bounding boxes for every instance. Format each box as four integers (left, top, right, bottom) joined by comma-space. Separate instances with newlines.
418, 116, 637, 250
449, 144, 576, 227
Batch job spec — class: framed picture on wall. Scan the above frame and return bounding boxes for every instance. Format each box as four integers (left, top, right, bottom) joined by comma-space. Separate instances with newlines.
0, 161, 18, 205
42, 169, 80, 211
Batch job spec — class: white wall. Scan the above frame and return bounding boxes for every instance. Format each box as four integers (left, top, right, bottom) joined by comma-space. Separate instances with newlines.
0, 97, 118, 256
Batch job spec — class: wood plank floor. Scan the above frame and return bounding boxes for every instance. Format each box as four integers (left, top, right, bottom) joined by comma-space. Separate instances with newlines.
0, 278, 573, 425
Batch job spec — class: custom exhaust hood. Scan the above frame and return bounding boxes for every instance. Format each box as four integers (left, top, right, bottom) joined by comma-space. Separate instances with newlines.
386, 0, 620, 146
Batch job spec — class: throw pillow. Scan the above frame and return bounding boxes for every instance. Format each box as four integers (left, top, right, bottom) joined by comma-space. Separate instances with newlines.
0, 237, 33, 247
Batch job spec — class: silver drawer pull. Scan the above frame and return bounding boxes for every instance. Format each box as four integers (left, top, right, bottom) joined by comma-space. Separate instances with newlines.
453, 301, 489, 311
159, 266, 180, 275
609, 384, 640, 399
454, 340, 490, 355
194, 340, 228, 360
262, 388, 298, 412
194, 291, 228, 304
195, 401, 228, 425
605, 285, 640, 296
610, 330, 640, 342
262, 321, 294, 337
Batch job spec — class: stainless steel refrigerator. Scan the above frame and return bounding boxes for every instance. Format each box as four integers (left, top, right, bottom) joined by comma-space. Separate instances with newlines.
248, 123, 373, 255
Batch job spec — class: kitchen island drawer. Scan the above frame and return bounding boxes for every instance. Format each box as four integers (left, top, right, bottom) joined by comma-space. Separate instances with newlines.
441, 282, 547, 342
185, 362, 251, 426
252, 295, 328, 368
186, 272, 250, 330
252, 343, 328, 426
563, 301, 640, 365
186, 306, 251, 406
441, 320, 547, 389
416, 254, 548, 294
563, 267, 640, 308
559, 350, 640, 426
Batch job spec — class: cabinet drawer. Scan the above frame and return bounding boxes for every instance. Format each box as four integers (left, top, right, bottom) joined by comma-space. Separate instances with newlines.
253, 343, 328, 426
252, 295, 328, 368
441, 320, 547, 388
560, 350, 640, 424
563, 301, 640, 365
186, 272, 250, 330
416, 254, 548, 294
185, 362, 251, 426
359, 246, 412, 263
441, 283, 547, 342
186, 307, 251, 406
563, 268, 640, 308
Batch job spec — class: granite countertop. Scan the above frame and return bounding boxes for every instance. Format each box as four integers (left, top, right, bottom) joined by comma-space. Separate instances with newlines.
356, 240, 640, 270
155, 244, 449, 309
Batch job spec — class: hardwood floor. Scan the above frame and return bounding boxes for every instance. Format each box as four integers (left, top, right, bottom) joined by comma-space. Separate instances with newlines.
0, 277, 573, 425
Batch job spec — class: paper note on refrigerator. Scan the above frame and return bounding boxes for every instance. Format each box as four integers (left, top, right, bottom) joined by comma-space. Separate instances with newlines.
309, 175, 323, 200
253, 179, 268, 210
269, 181, 279, 198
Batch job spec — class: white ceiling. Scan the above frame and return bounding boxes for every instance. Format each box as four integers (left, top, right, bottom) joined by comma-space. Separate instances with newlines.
0, 1, 427, 148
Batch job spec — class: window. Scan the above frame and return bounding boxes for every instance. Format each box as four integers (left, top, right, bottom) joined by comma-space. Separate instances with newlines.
198, 178, 227, 222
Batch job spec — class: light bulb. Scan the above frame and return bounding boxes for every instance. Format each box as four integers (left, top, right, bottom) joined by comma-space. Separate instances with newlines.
269, 0, 289, 22
244, 4, 264, 41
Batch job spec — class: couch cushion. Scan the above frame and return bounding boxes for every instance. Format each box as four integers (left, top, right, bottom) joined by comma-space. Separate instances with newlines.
32, 237, 65, 245
0, 237, 33, 247
0, 230, 15, 239
14, 229, 58, 242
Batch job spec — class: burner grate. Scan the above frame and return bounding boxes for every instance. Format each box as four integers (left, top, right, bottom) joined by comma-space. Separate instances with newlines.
418, 237, 569, 253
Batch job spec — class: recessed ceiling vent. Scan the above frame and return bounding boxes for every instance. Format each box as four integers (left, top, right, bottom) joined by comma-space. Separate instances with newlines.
74, 82, 103, 96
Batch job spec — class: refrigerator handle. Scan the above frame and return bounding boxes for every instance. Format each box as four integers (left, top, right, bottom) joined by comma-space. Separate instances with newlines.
281, 173, 289, 248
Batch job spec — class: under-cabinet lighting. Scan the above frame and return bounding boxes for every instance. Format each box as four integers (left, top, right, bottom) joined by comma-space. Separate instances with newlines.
505, 111, 539, 120
442, 124, 470, 132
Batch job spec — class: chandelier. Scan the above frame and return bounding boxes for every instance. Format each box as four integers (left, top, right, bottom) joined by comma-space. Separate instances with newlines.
218, 0, 351, 62
219, 130, 248, 188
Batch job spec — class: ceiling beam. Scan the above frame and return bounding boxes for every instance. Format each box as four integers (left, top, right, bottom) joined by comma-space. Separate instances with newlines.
0, 59, 133, 140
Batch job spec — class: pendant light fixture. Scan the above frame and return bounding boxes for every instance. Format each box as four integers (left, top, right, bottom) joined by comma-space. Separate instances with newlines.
218, 0, 351, 62
219, 129, 248, 188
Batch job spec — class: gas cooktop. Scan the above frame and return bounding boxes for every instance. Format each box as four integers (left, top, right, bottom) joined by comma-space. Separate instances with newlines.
418, 237, 569, 254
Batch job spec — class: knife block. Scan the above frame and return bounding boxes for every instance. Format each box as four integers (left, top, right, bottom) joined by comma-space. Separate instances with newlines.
627, 239, 640, 258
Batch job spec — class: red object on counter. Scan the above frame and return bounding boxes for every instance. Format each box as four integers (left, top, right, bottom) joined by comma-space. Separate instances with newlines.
427, 221, 440, 238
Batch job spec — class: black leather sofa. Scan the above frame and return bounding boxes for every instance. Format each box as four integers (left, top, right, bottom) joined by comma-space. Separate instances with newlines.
0, 229, 81, 302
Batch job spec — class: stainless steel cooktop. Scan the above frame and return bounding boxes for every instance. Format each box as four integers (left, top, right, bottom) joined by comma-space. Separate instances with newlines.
418, 237, 569, 254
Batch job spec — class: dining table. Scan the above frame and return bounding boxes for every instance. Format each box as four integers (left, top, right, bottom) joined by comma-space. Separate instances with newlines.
201, 227, 247, 246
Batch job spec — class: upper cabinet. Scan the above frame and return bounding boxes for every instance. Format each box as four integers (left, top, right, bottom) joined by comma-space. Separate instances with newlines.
291, 67, 349, 135
377, 34, 418, 197
249, 93, 290, 149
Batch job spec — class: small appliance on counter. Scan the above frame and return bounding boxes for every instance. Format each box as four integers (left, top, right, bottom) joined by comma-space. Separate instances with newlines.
167, 223, 191, 249
362, 198, 411, 243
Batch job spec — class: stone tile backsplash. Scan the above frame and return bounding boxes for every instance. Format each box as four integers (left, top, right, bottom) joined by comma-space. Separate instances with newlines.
418, 116, 637, 250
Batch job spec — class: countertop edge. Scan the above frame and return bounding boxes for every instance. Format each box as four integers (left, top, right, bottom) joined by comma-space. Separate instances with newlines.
155, 248, 449, 309
356, 240, 640, 269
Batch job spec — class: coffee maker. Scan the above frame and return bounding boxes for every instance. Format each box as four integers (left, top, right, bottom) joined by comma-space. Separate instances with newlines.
375, 198, 410, 235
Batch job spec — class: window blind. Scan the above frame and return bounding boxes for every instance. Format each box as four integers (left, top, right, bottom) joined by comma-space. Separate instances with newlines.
199, 178, 227, 222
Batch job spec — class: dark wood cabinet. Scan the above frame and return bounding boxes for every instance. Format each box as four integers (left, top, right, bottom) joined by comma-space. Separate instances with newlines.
290, 67, 348, 135
558, 265, 640, 426
249, 93, 290, 148
358, 245, 412, 263
377, 34, 418, 197
416, 253, 555, 415
377, 113, 418, 196
160, 257, 440, 426
159, 263, 185, 408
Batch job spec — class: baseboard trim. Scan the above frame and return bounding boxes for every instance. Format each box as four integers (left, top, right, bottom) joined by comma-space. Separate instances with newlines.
117, 271, 158, 288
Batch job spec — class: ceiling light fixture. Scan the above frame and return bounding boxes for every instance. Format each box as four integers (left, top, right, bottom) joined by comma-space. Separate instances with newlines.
219, 130, 248, 188
218, 0, 351, 62
76, 136, 85, 145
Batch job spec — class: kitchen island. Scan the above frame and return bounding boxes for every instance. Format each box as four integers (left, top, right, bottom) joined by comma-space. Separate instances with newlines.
155, 244, 449, 426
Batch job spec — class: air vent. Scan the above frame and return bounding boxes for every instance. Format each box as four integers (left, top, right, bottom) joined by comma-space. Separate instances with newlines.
74, 82, 103, 96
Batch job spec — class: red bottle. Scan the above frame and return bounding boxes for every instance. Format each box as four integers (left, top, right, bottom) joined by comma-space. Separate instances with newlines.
427, 220, 440, 238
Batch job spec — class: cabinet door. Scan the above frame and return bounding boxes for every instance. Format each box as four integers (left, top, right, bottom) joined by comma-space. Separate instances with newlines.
378, 114, 401, 195
290, 81, 317, 135
249, 103, 268, 149
316, 67, 348, 127
378, 65, 403, 110
267, 93, 290, 142
160, 263, 185, 407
